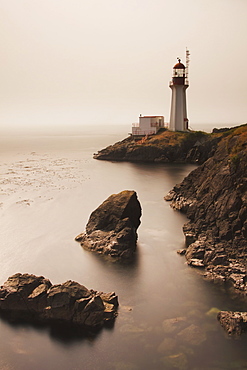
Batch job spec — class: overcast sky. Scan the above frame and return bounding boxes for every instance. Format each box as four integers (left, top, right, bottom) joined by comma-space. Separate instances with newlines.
1, 0, 247, 133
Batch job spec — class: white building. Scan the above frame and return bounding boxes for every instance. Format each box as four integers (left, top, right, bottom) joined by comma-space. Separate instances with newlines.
169, 58, 189, 131
132, 115, 164, 137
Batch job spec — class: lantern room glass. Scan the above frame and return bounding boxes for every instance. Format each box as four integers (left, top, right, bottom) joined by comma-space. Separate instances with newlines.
173, 69, 185, 77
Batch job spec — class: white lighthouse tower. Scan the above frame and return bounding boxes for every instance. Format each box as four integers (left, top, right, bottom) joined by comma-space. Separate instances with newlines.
169, 51, 190, 131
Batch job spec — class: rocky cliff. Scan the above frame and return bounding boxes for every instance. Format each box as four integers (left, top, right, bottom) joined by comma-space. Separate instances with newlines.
94, 129, 222, 164
165, 124, 247, 292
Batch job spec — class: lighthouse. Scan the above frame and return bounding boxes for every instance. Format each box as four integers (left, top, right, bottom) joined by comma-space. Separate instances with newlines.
169, 51, 189, 131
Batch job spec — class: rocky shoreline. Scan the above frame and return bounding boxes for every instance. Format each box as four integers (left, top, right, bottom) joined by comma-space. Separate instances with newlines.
93, 124, 247, 335
217, 311, 247, 336
94, 124, 247, 294
164, 124, 247, 295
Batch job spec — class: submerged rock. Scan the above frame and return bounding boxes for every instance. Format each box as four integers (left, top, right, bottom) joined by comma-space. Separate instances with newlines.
157, 337, 178, 355
161, 352, 188, 370
162, 317, 188, 334
75, 190, 142, 259
177, 324, 207, 346
205, 307, 221, 318
0, 273, 118, 329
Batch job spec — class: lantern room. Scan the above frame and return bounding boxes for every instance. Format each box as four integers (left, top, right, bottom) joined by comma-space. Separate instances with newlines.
171, 59, 186, 86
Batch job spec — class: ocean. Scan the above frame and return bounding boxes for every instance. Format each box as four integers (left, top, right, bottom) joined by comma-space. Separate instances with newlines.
1, 124, 247, 370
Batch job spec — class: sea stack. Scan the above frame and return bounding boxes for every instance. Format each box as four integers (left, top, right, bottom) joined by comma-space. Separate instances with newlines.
75, 190, 142, 259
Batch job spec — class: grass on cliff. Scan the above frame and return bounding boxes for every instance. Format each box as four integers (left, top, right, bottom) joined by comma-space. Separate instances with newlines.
213, 124, 247, 157
227, 124, 247, 155
138, 129, 210, 147
135, 124, 247, 151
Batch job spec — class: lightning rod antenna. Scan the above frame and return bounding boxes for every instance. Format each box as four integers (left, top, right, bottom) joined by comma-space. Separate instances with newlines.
185, 48, 190, 85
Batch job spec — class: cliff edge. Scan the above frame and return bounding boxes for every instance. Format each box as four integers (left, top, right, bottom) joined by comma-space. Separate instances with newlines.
94, 129, 222, 164
165, 124, 247, 292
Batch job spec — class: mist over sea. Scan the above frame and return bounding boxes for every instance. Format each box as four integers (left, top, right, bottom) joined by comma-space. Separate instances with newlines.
1, 124, 247, 369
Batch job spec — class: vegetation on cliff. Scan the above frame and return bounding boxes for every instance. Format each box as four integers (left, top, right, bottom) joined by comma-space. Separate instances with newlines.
94, 127, 225, 164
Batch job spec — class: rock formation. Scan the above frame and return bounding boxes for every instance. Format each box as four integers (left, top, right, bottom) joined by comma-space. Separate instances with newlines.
75, 190, 142, 259
217, 311, 247, 336
0, 273, 118, 329
94, 129, 220, 164
165, 124, 247, 293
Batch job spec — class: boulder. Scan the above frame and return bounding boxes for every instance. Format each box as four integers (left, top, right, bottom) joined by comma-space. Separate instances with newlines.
0, 273, 118, 330
217, 311, 247, 336
0, 273, 52, 313
75, 190, 142, 259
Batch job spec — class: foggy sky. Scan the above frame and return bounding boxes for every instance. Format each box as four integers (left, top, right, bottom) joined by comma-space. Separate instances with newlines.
1, 0, 247, 133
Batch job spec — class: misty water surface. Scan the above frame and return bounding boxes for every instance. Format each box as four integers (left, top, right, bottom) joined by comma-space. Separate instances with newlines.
0, 126, 247, 370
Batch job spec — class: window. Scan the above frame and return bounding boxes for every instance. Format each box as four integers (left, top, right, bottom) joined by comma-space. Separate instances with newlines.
173, 69, 185, 77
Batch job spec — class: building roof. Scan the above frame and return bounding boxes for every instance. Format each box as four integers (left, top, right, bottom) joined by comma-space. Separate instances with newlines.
140, 116, 164, 118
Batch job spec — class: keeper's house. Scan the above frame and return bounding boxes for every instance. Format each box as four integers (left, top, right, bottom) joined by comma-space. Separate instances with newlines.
132, 115, 164, 137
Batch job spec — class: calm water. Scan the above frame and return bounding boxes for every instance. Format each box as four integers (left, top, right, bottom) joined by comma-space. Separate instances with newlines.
1, 125, 247, 370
